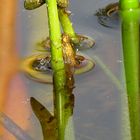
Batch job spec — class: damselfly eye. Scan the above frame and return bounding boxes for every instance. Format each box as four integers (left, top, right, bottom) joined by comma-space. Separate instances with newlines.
24, 0, 45, 10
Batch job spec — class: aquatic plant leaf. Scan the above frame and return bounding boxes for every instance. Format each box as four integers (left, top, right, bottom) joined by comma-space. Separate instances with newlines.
30, 97, 57, 140
0, 112, 33, 140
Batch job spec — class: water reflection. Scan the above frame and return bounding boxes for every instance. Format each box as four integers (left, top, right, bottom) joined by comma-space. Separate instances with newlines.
21, 53, 95, 83
36, 34, 95, 52
95, 2, 120, 28
1, 0, 122, 139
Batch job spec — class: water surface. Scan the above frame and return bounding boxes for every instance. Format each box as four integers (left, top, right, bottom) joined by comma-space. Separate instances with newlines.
14, 0, 122, 139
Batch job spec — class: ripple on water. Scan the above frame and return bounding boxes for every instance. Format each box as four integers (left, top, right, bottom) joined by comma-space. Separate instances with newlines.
95, 2, 120, 29
21, 53, 95, 83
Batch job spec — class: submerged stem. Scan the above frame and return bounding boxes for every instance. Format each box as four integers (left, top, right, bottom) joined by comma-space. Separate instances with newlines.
46, 0, 75, 140
119, 0, 139, 10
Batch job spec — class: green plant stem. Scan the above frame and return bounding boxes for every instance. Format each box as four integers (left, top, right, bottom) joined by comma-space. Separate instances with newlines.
53, 69, 75, 140
46, 0, 64, 71
58, 8, 79, 44
120, 9, 140, 140
46, 0, 75, 139
119, 0, 139, 10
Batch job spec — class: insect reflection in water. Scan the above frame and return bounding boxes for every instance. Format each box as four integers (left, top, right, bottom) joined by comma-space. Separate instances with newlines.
95, 2, 120, 28
21, 34, 95, 83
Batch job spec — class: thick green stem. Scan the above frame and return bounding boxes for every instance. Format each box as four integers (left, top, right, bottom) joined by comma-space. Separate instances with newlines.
120, 9, 140, 140
58, 8, 79, 44
46, 0, 75, 139
119, 0, 139, 10
46, 0, 64, 71
53, 69, 75, 140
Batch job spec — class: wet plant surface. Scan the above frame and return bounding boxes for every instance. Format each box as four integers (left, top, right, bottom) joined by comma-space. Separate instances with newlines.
36, 34, 95, 52
2, 0, 122, 140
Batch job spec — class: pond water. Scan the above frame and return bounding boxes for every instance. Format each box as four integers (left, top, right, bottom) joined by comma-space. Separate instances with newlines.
2, 0, 124, 140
